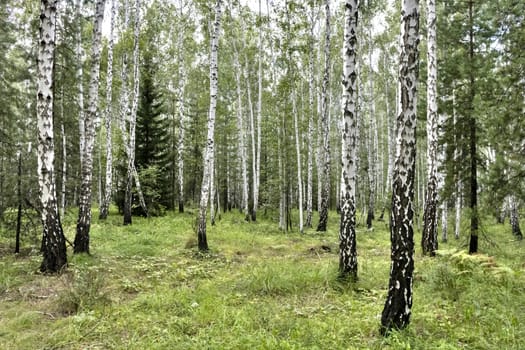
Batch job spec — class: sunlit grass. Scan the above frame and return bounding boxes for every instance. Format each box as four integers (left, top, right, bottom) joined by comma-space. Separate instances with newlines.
0, 207, 524, 349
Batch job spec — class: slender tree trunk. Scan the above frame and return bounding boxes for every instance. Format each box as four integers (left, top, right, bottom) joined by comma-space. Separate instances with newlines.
100, 0, 116, 220
293, 88, 304, 233
124, 0, 146, 224
197, 0, 222, 251
306, 11, 315, 228
232, 40, 250, 221
210, 156, 216, 225
455, 184, 461, 239
37, 0, 67, 273
177, 66, 186, 213
74, 0, 105, 254
339, 0, 359, 280
509, 196, 522, 239
15, 151, 22, 254
467, 0, 478, 254
253, 0, 263, 222
421, 0, 438, 256
317, 0, 331, 232
60, 122, 66, 219
441, 201, 448, 242
381, 0, 419, 334
76, 0, 85, 168
366, 32, 377, 230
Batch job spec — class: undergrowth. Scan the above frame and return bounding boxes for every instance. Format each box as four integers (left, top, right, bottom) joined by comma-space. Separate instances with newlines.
0, 209, 523, 349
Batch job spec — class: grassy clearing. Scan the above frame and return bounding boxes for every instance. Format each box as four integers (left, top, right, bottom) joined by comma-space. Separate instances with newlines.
1, 209, 524, 349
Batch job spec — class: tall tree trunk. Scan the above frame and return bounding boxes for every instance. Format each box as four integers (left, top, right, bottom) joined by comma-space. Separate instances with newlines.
15, 151, 22, 254
306, 8, 315, 228
381, 0, 419, 334
37, 0, 67, 273
421, 0, 438, 255
316, 0, 331, 232
100, 0, 116, 220
253, 0, 263, 222
366, 30, 377, 230
76, 0, 85, 169
339, 0, 359, 280
232, 40, 250, 221
60, 122, 66, 219
123, 0, 146, 224
210, 156, 216, 225
467, 0, 478, 254
197, 0, 222, 251
177, 64, 186, 213
74, 0, 105, 254
293, 88, 304, 233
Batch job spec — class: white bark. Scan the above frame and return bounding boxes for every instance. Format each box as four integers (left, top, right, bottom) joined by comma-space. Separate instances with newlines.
75, 0, 106, 253
254, 0, 263, 222
100, 0, 116, 219
232, 39, 249, 220
76, 0, 85, 167
421, 0, 438, 255
316, 0, 331, 232
197, 0, 222, 251
37, 0, 67, 272
292, 88, 304, 233
177, 68, 186, 213
339, 0, 359, 280
381, 0, 419, 334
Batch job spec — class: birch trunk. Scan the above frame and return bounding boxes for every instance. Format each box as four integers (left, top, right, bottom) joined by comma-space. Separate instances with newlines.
74, 0, 105, 254
76, 0, 85, 168
306, 10, 315, 228
421, 0, 438, 256
197, 0, 222, 251
293, 88, 304, 233
123, 0, 147, 224
316, 0, 331, 232
366, 32, 377, 230
60, 119, 66, 219
253, 0, 263, 222
509, 196, 522, 239
99, 0, 116, 220
381, 0, 419, 334
210, 155, 216, 225
177, 65, 186, 213
37, 0, 67, 273
339, 0, 359, 280
232, 40, 250, 221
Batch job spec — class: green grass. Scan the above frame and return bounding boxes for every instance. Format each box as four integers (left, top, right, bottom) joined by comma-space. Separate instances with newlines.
0, 209, 524, 349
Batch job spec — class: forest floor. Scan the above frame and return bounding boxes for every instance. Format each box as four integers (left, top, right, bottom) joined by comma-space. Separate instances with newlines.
0, 208, 524, 349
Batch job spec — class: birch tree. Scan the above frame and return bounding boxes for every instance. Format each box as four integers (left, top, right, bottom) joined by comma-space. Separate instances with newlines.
37, 0, 67, 273
380, 0, 420, 334
197, 0, 222, 251
339, 0, 359, 281
99, 0, 116, 220
317, 0, 331, 232
253, 0, 263, 222
76, 0, 85, 168
292, 87, 304, 233
421, 0, 438, 255
232, 38, 250, 221
305, 4, 316, 228
74, 0, 105, 254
